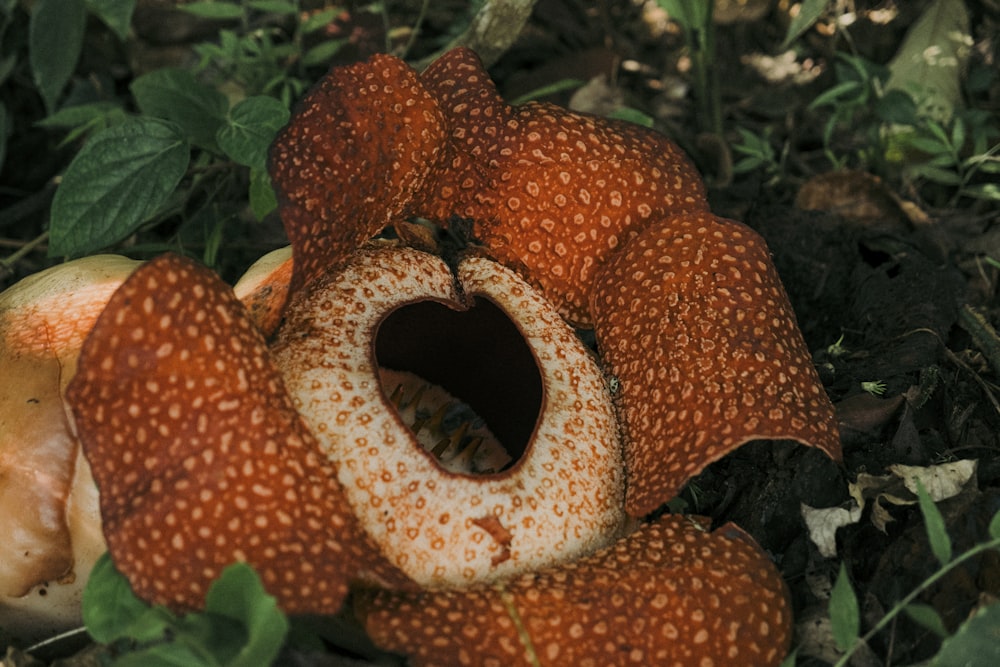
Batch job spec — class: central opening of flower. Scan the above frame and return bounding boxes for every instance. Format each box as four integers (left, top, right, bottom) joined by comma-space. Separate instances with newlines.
374, 297, 543, 475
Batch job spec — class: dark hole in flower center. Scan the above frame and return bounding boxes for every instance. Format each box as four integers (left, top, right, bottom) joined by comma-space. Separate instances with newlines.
374, 297, 543, 475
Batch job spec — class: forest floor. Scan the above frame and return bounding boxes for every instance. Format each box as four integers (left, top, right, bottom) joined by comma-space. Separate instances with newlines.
2, 1, 999, 665
543, 2, 1000, 665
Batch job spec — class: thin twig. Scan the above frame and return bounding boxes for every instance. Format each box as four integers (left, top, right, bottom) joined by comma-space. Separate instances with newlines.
958, 305, 1000, 380
900, 326, 1000, 416
0, 231, 50, 280
400, 0, 430, 60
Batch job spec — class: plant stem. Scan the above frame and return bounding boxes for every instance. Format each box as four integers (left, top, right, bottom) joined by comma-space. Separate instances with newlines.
834, 537, 1000, 666
496, 583, 542, 667
0, 231, 50, 279
693, 0, 721, 136
959, 305, 1000, 379
400, 0, 430, 59
418, 0, 539, 68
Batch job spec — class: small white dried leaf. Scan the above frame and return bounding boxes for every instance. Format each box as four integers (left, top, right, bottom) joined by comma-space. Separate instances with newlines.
889, 460, 977, 501
802, 503, 863, 558
849, 472, 897, 511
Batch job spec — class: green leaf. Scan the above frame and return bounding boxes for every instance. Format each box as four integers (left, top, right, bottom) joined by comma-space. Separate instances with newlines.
922, 153, 957, 168
990, 510, 1000, 540
43, 102, 129, 146
964, 183, 1000, 201
965, 155, 1000, 173
930, 602, 1000, 667
83, 553, 145, 643
905, 603, 949, 637
656, 0, 711, 33
131, 68, 229, 149
48, 117, 190, 257
113, 641, 214, 667
249, 168, 277, 220
733, 156, 765, 174
876, 89, 919, 125
204, 563, 289, 667
778, 647, 798, 667
951, 117, 966, 150
782, 0, 830, 47
830, 562, 860, 652
83, 553, 175, 644
911, 164, 963, 185
916, 478, 953, 564
35, 101, 123, 130
925, 118, 952, 144
609, 106, 655, 128
300, 8, 339, 34
886, 0, 971, 123
84, 555, 290, 666
508, 78, 585, 106
85, 0, 138, 41
180, 1, 244, 19
29, 0, 86, 113
905, 135, 951, 155
247, 0, 297, 14
302, 39, 347, 67
809, 80, 862, 109
217, 96, 289, 170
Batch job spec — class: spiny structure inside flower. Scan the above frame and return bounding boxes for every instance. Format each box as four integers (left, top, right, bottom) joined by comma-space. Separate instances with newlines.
375, 297, 543, 474
380, 368, 511, 474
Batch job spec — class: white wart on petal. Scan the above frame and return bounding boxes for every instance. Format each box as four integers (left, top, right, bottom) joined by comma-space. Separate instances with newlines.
271, 244, 626, 587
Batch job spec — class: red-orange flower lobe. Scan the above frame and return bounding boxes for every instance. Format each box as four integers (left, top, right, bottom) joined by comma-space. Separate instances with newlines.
270, 54, 447, 294
591, 213, 842, 516
66, 254, 408, 613
359, 514, 792, 667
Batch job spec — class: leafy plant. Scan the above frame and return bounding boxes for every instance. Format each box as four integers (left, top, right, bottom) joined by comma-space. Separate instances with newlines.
656, 0, 720, 136
84, 553, 289, 666
731, 126, 784, 185
790, 0, 999, 206
807, 52, 910, 171
827, 482, 1000, 666
896, 113, 1000, 203
6, 0, 347, 279
184, 1, 343, 106
809, 51, 1000, 205
46, 83, 290, 259
41, 2, 322, 264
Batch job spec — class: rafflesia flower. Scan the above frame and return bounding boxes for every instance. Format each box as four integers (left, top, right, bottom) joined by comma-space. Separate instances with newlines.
0, 256, 139, 640
3, 47, 840, 664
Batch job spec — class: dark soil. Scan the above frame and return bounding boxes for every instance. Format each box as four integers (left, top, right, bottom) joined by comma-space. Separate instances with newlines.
2, 1, 999, 666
